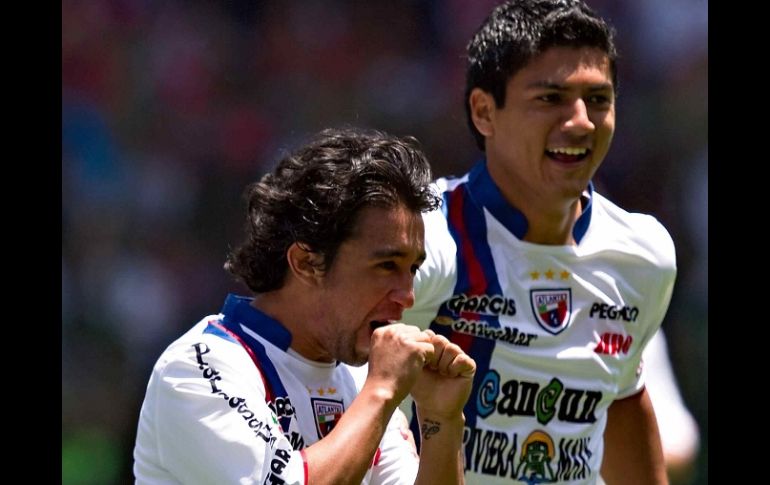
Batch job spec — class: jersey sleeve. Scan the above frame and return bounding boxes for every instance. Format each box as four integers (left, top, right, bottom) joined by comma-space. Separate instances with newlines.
136, 339, 307, 485
405, 208, 458, 329
367, 408, 419, 485
616, 217, 677, 399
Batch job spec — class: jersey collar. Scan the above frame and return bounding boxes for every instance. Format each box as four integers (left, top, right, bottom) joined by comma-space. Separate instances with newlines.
220, 293, 292, 351
465, 159, 593, 244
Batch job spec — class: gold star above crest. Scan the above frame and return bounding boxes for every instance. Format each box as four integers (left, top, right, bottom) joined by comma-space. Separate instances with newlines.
327, 387, 337, 395
317, 388, 325, 396
531, 268, 571, 281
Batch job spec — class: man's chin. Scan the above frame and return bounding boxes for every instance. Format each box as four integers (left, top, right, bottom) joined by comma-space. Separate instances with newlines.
345, 349, 369, 367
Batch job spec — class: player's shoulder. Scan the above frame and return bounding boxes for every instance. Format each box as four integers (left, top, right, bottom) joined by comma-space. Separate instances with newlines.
152, 315, 252, 379
589, 192, 676, 269
432, 173, 468, 194
422, 173, 471, 234
419, 177, 463, 252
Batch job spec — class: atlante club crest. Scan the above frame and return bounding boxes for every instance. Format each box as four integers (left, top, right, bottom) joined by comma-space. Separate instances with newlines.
530, 289, 572, 334
311, 398, 344, 439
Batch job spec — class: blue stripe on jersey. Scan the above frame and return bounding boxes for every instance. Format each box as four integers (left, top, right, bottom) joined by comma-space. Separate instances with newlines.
416, 172, 506, 448
220, 294, 292, 350
413, 182, 501, 451
203, 320, 238, 343
572, 181, 594, 244
466, 160, 528, 239
446, 182, 503, 432
218, 293, 293, 432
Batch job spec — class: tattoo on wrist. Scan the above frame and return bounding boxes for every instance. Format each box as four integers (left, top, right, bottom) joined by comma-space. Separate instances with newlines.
421, 419, 441, 440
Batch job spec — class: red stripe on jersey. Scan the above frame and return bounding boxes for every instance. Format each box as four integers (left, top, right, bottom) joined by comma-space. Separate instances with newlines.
301, 449, 309, 485
448, 187, 488, 353
209, 320, 275, 402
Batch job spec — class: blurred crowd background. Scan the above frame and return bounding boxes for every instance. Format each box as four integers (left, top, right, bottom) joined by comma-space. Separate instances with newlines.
61, 1, 708, 483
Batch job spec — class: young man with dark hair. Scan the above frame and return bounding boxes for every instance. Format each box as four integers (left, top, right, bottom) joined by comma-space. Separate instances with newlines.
402, 1, 674, 483
133, 128, 476, 485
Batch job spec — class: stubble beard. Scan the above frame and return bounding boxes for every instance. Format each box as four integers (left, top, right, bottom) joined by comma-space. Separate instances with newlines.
332, 328, 369, 367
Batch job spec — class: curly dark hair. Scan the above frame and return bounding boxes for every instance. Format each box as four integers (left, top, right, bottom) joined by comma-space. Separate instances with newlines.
465, 0, 618, 151
224, 127, 441, 293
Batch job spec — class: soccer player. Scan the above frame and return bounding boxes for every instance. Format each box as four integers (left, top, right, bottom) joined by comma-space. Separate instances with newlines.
401, 1, 674, 483
133, 128, 476, 484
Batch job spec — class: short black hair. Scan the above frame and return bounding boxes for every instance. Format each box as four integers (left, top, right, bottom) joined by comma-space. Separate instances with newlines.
465, 0, 618, 150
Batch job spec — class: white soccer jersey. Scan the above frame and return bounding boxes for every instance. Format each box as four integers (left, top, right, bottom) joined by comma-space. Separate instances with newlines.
134, 294, 419, 485
401, 160, 676, 484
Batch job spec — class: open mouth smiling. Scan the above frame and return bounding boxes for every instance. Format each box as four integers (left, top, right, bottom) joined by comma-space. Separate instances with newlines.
546, 147, 590, 163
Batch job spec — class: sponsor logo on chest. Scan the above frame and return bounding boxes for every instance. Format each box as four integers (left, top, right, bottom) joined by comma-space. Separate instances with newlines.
594, 332, 633, 355
589, 302, 640, 322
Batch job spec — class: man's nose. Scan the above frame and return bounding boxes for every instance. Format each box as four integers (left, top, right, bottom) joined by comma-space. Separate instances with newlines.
562, 98, 595, 136
390, 277, 416, 309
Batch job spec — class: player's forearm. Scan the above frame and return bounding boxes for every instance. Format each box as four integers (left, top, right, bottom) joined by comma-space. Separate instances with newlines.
601, 388, 668, 485
303, 383, 399, 485
414, 410, 466, 485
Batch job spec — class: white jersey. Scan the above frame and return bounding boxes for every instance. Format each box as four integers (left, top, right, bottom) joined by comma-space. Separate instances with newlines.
134, 294, 419, 485
401, 160, 676, 485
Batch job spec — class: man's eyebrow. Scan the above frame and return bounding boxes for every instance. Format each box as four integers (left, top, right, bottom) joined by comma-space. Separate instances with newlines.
585, 84, 614, 92
370, 248, 427, 262
527, 81, 613, 91
527, 81, 567, 90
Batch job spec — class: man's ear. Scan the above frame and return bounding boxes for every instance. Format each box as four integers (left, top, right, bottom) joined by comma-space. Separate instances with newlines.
469, 88, 496, 138
286, 242, 325, 286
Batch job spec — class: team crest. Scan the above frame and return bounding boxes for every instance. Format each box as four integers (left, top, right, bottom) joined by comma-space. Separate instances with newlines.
530, 289, 572, 335
311, 397, 344, 439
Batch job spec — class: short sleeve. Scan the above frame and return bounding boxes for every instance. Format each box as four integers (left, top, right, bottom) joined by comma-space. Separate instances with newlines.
617, 226, 677, 398
405, 208, 458, 330
134, 339, 307, 485
367, 408, 419, 485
